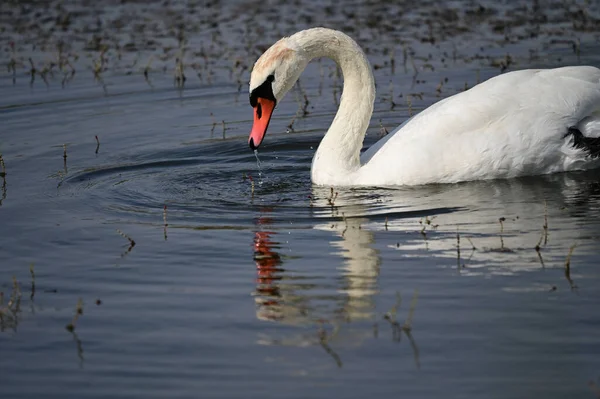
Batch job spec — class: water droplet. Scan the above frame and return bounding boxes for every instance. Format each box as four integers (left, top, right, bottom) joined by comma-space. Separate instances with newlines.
254, 149, 266, 185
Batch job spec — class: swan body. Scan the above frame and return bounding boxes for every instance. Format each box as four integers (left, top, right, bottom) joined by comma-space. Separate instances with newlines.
247, 28, 600, 186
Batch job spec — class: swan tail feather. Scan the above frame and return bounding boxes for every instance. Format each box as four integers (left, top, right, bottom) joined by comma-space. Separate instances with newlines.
566, 126, 600, 158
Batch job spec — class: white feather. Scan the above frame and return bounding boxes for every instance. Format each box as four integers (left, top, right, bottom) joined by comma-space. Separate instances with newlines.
360, 66, 600, 185
249, 28, 600, 186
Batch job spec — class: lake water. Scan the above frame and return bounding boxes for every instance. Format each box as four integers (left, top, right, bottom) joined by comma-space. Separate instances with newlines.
1, 1, 600, 398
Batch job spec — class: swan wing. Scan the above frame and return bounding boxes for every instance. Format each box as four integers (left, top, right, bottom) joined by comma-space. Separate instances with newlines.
360, 66, 600, 185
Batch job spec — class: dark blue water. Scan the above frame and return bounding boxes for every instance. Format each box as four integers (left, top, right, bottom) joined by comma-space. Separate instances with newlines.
1, 1, 600, 398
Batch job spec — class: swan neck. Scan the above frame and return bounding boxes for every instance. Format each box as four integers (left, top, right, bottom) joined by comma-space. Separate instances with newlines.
295, 29, 375, 185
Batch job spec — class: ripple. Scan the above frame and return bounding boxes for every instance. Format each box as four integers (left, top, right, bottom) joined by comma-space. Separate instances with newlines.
62, 138, 319, 227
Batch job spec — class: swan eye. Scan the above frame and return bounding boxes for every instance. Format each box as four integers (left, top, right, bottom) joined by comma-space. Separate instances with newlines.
257, 102, 262, 119
249, 75, 277, 107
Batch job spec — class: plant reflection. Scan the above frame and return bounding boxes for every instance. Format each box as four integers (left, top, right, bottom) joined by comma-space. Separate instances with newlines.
0, 276, 22, 332
0, 274, 85, 368
382, 291, 420, 369
68, 330, 85, 369
0, 154, 6, 206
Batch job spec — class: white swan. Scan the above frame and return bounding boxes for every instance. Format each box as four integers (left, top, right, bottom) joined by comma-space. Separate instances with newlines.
247, 27, 600, 186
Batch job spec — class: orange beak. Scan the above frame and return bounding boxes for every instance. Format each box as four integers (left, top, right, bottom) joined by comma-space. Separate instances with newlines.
249, 97, 276, 150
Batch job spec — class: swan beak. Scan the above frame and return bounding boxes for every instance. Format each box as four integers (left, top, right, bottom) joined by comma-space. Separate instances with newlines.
249, 97, 276, 150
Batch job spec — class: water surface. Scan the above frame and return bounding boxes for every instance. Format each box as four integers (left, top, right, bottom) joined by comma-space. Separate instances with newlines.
1, 1, 600, 398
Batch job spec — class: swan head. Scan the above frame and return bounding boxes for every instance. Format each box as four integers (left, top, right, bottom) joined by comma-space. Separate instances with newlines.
248, 37, 308, 150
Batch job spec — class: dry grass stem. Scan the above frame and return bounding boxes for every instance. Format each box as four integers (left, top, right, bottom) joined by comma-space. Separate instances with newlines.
302, 93, 310, 116
466, 237, 476, 250
341, 212, 348, 237
163, 205, 168, 241
388, 81, 396, 110
29, 264, 35, 301
543, 200, 549, 245
65, 298, 83, 332
174, 57, 186, 88
327, 187, 338, 207
116, 229, 136, 257
498, 217, 506, 249
419, 216, 438, 239
535, 230, 545, 268
117, 229, 136, 246
456, 228, 461, 269
564, 244, 577, 290
379, 119, 389, 138
143, 55, 154, 87
210, 113, 217, 136
0, 154, 6, 178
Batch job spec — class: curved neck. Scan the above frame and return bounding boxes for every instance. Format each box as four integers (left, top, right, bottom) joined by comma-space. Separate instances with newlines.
292, 29, 375, 185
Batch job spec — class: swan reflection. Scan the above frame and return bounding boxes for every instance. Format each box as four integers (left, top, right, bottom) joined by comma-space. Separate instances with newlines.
252, 206, 381, 326
252, 210, 307, 323
252, 199, 420, 368
312, 171, 600, 276
326, 215, 379, 322
251, 170, 600, 369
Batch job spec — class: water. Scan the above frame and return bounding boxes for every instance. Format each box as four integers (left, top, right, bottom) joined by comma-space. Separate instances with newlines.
1, 1, 600, 398
254, 149, 266, 185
